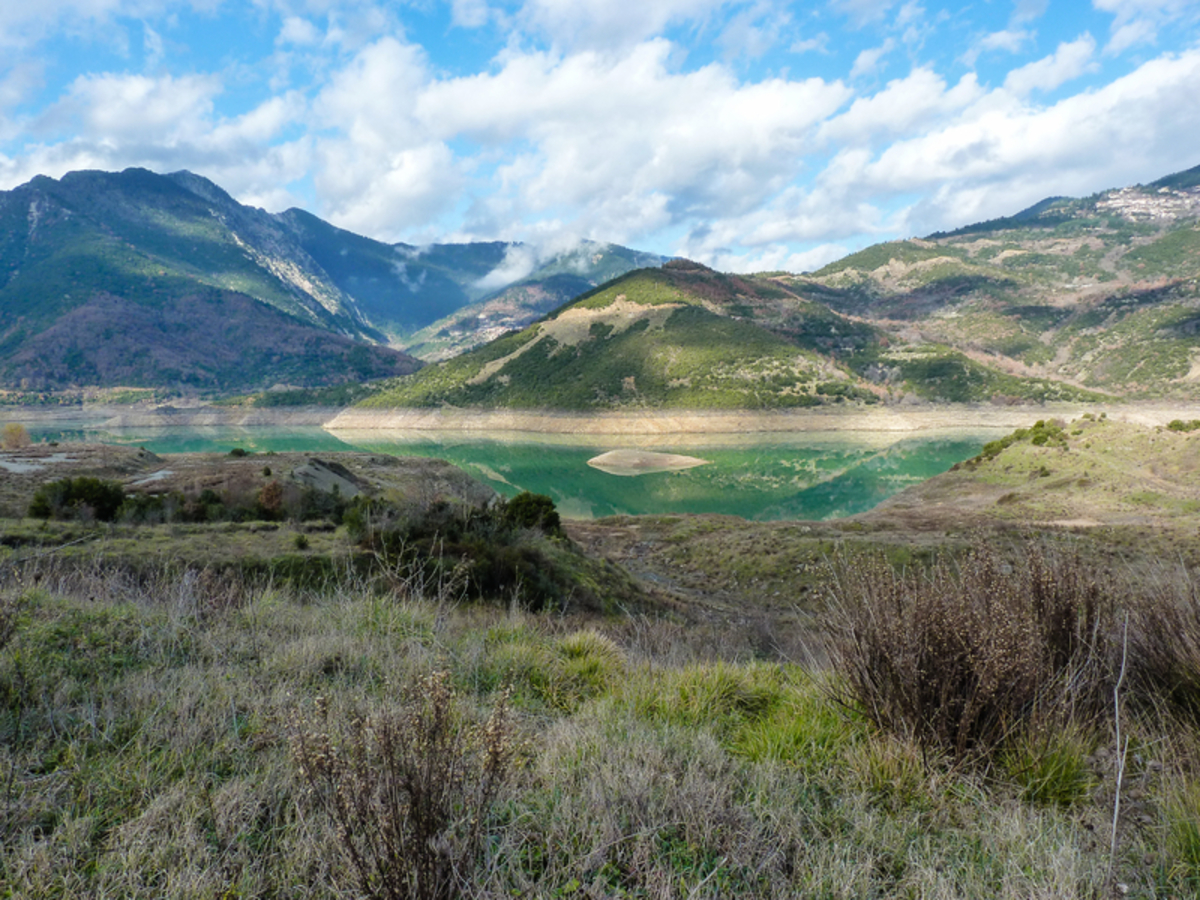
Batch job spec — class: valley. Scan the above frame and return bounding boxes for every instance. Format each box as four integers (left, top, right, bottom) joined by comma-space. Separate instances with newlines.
4, 163, 1200, 899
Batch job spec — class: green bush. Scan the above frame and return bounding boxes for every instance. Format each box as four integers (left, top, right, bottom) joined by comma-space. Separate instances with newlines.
345, 494, 575, 610
503, 491, 561, 534
29, 477, 126, 522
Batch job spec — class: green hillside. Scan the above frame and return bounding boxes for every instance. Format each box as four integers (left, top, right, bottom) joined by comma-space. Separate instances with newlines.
396, 243, 669, 359
796, 169, 1200, 399
361, 260, 1099, 410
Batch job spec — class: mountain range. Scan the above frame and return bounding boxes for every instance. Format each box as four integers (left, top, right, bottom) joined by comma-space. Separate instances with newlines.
3, 163, 1199, 405
359, 163, 1200, 411
0, 168, 661, 394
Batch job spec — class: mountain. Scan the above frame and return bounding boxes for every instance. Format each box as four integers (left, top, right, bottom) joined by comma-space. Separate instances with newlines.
359, 259, 1098, 411
0, 168, 661, 394
787, 163, 1200, 399
0, 168, 422, 393
278, 208, 666, 353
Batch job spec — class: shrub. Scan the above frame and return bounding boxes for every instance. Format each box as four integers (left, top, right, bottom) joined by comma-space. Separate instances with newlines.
256, 480, 284, 519
823, 544, 1116, 762
1, 422, 31, 450
29, 476, 126, 522
290, 672, 514, 900
345, 495, 573, 610
503, 491, 562, 535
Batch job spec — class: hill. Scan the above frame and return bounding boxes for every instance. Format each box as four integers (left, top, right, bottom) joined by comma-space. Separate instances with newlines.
860, 415, 1200, 541
397, 243, 667, 360
792, 164, 1200, 400
360, 259, 1100, 411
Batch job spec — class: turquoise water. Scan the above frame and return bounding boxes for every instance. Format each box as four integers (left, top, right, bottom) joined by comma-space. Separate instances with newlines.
27, 424, 1003, 521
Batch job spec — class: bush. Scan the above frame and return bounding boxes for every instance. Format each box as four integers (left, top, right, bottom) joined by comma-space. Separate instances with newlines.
823, 544, 1116, 762
290, 672, 514, 900
503, 491, 562, 535
345, 494, 573, 610
1, 422, 31, 450
29, 477, 127, 522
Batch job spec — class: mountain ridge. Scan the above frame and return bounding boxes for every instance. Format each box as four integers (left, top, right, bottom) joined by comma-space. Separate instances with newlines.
0, 167, 663, 394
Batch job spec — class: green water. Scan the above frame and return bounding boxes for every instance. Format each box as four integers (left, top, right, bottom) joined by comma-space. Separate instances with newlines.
28, 425, 1004, 521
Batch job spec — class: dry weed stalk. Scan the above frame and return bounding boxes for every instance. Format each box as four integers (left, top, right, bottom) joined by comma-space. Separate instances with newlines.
290, 672, 514, 900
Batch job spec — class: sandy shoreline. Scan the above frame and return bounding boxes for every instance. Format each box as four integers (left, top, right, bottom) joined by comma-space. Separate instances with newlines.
323, 403, 1200, 436
4, 401, 1199, 436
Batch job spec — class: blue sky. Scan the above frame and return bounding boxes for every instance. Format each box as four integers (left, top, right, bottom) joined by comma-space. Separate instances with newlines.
2, 1, 1199, 273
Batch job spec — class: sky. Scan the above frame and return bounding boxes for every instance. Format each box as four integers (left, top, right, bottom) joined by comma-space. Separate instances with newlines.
2, 1, 1200, 274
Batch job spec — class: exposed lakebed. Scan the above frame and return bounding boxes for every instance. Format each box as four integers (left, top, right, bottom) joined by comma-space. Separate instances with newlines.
25, 423, 1006, 521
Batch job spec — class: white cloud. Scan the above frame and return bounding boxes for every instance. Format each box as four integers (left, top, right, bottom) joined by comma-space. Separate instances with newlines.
980, 29, 1033, 54
1093, 0, 1200, 53
277, 16, 320, 47
408, 40, 851, 239
819, 68, 983, 144
517, 0, 733, 50
451, 0, 490, 29
1012, 0, 1049, 23
850, 39, 894, 79
842, 47, 1200, 232
142, 22, 164, 69
1003, 34, 1097, 95
38, 72, 221, 142
790, 32, 829, 53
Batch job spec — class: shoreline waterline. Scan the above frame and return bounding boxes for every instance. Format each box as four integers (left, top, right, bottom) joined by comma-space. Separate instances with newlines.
324, 402, 1200, 436
2, 400, 1198, 436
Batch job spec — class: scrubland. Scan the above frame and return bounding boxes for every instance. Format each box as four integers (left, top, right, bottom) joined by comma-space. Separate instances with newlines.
2, 539, 1199, 899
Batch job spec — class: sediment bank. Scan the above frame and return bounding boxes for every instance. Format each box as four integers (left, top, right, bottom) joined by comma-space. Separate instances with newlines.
324, 403, 1200, 436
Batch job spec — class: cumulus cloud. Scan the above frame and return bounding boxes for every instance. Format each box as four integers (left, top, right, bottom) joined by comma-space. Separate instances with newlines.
819, 68, 983, 144
37, 72, 222, 142
844, 47, 1200, 232
1003, 34, 1097, 95
405, 40, 851, 240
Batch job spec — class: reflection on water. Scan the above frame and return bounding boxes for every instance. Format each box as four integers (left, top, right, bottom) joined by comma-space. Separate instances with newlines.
27, 424, 1006, 522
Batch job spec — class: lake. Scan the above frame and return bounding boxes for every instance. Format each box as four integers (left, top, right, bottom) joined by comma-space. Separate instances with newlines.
26, 423, 1007, 521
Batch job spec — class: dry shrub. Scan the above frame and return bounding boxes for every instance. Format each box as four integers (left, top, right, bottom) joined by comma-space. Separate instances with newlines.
824, 544, 1115, 762
0, 422, 30, 450
290, 671, 514, 900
